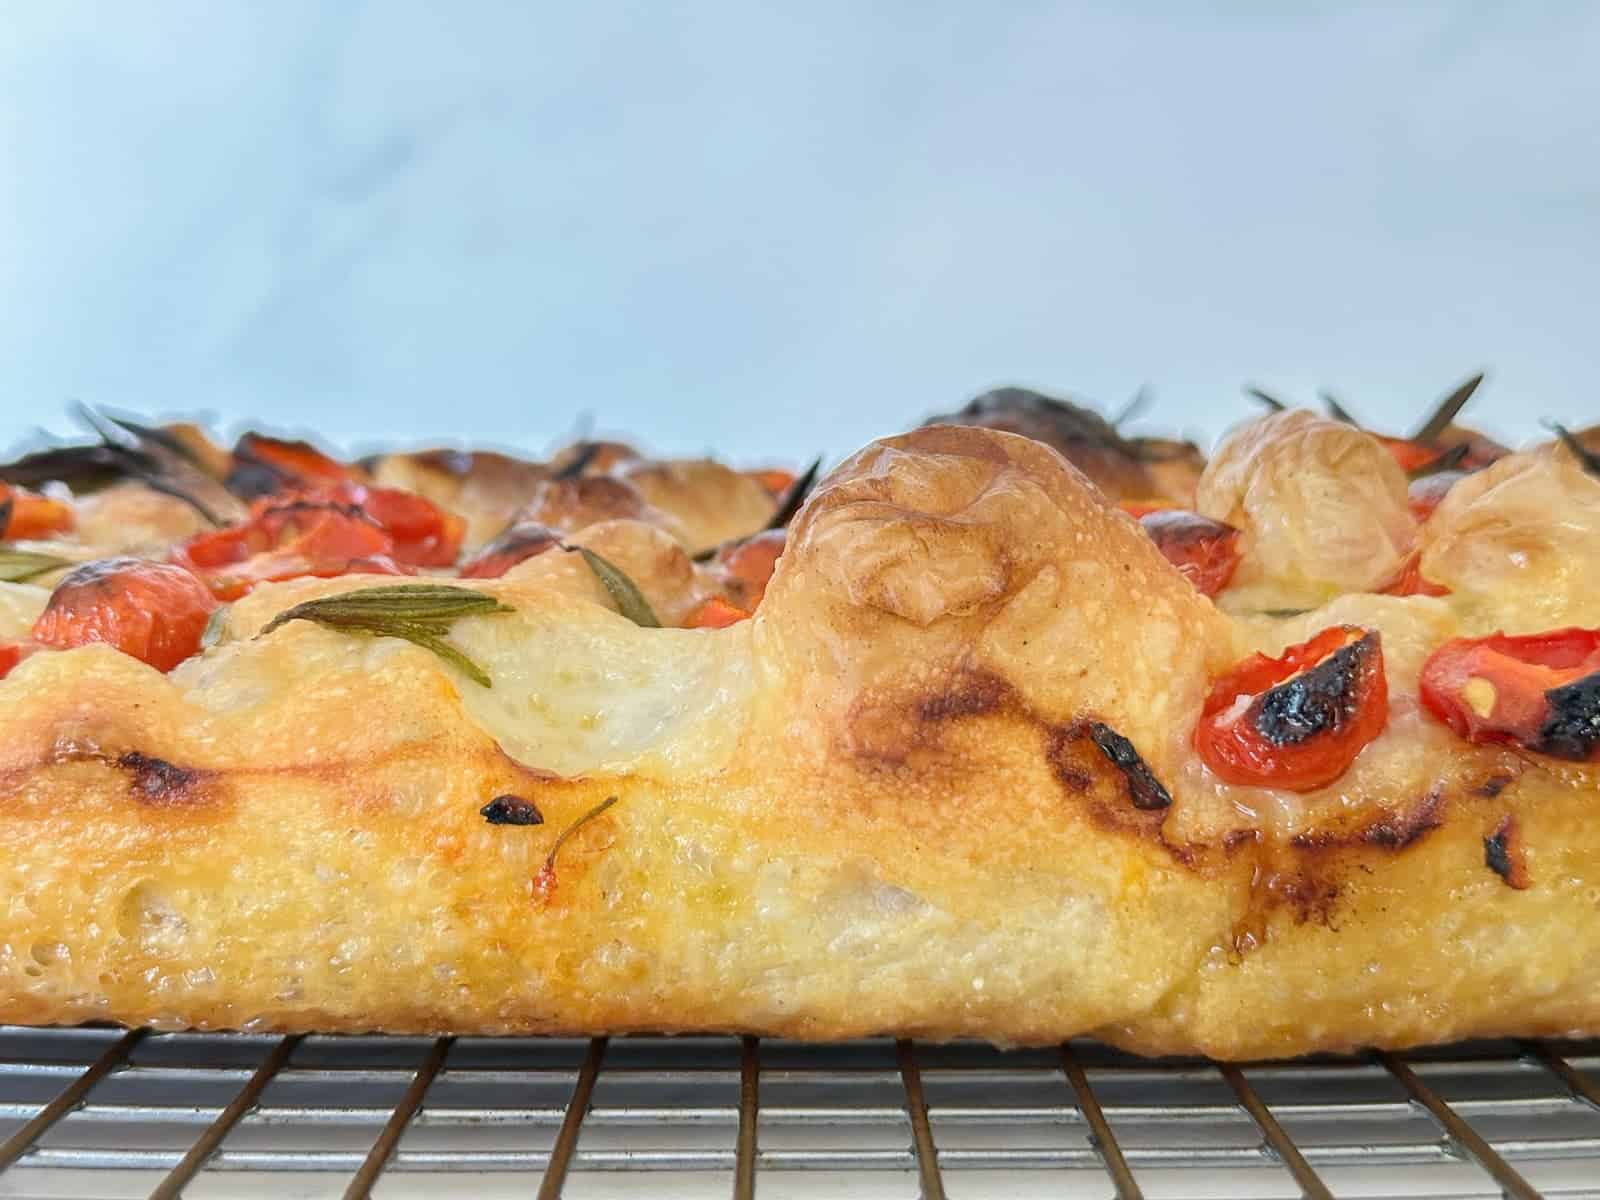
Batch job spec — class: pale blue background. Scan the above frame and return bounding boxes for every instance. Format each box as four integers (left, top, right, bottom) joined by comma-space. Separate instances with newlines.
3, 3, 1596, 461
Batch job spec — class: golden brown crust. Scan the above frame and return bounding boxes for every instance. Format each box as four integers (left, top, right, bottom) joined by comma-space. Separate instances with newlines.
2, 424, 1598, 1057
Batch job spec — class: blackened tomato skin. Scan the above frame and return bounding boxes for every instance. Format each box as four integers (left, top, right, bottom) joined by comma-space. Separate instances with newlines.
1196, 626, 1388, 791
32, 558, 218, 672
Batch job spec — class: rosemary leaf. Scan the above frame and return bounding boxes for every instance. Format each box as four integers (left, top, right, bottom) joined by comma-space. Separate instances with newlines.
257, 584, 512, 686
1243, 385, 1286, 412
0, 548, 73, 584
533, 795, 619, 898
1412, 372, 1485, 443
570, 546, 660, 627
692, 455, 823, 562
1320, 391, 1360, 426
199, 604, 230, 649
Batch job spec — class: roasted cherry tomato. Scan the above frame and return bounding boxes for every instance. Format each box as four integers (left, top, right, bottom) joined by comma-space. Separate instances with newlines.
176, 497, 403, 601
715, 528, 786, 611
685, 595, 751, 629
350, 486, 464, 567
0, 483, 74, 540
1380, 551, 1449, 598
0, 642, 30, 680
1196, 625, 1388, 791
32, 558, 217, 671
1420, 628, 1600, 761
227, 433, 359, 498
1406, 469, 1466, 523
458, 521, 563, 579
747, 468, 796, 497
1377, 437, 1440, 474
1137, 510, 1242, 598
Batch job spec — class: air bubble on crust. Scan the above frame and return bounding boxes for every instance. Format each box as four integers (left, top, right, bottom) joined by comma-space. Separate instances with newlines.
116, 882, 188, 947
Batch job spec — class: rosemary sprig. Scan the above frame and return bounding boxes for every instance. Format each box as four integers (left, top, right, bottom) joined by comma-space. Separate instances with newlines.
257, 584, 513, 686
0, 547, 72, 584
1405, 443, 1470, 481
1110, 384, 1152, 428
1412, 372, 1485, 443
566, 545, 660, 626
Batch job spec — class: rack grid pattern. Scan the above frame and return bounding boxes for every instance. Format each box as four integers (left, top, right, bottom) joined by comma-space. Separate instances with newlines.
0, 1026, 1597, 1198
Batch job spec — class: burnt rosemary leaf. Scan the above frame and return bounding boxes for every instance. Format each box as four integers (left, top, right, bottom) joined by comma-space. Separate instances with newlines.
1412, 372, 1485, 443
1405, 442, 1470, 480
1319, 391, 1360, 426
1546, 422, 1600, 478
0, 547, 73, 583
257, 584, 513, 687
1243, 385, 1286, 411
543, 796, 617, 872
551, 440, 603, 480
567, 545, 660, 627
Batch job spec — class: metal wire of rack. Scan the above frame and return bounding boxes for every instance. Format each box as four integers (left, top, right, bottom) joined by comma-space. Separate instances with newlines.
0, 1025, 1597, 1199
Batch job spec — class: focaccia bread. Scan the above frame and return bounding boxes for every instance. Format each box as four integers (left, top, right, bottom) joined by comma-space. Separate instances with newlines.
2, 415, 1598, 1059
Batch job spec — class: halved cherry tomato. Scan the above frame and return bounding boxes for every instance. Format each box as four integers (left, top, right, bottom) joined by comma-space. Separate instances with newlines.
352, 486, 464, 567
1137, 510, 1242, 598
32, 558, 217, 671
1420, 628, 1600, 761
176, 497, 404, 601
226, 433, 360, 498
685, 596, 751, 629
715, 529, 786, 611
1196, 626, 1388, 791
1380, 551, 1450, 598
458, 522, 563, 579
0, 483, 74, 540
1406, 470, 1466, 523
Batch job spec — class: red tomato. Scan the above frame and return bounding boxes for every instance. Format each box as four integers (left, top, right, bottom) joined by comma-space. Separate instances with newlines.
685, 596, 751, 628
0, 642, 29, 679
1419, 628, 1600, 761
232, 433, 356, 489
1195, 626, 1388, 791
714, 529, 786, 611
0, 483, 74, 540
32, 558, 217, 671
1378, 437, 1440, 474
1137, 510, 1242, 598
458, 522, 563, 579
353, 486, 464, 567
747, 468, 796, 497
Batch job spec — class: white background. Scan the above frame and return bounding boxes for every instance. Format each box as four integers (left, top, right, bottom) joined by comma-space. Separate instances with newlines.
2, 2, 1596, 463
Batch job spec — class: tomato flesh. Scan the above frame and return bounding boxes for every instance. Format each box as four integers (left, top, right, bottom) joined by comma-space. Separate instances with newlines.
0, 483, 74, 540
1196, 626, 1388, 790
716, 529, 786, 611
1420, 628, 1600, 761
685, 596, 751, 628
458, 522, 563, 579
32, 558, 217, 671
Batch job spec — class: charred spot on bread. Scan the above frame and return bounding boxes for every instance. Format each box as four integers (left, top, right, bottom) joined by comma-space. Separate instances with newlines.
1534, 672, 1600, 761
1086, 722, 1172, 811
116, 751, 202, 804
1252, 633, 1379, 747
480, 795, 545, 826
1484, 816, 1531, 890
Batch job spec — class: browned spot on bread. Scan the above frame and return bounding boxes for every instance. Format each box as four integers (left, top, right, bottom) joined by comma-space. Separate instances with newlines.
116, 752, 205, 806
1474, 773, 1514, 798
1485, 815, 1531, 889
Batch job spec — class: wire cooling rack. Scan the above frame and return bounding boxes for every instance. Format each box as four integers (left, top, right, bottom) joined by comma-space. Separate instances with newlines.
0, 1027, 1596, 1199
